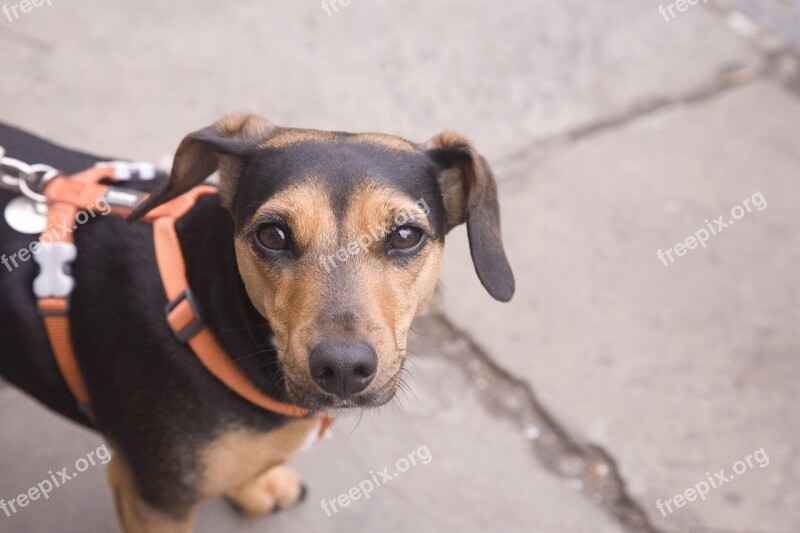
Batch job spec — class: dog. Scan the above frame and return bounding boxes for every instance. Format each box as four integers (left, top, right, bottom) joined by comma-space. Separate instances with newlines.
0, 114, 514, 532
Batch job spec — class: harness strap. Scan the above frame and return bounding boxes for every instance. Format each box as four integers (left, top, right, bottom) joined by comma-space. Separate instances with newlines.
151, 187, 310, 418
40, 297, 93, 419
35, 167, 117, 422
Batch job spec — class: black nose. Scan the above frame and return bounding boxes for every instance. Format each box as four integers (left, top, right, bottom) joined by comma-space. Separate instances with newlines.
309, 342, 378, 398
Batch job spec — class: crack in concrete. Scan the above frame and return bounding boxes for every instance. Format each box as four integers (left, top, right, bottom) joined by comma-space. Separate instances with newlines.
495, 64, 761, 179
0, 26, 52, 53
416, 296, 659, 533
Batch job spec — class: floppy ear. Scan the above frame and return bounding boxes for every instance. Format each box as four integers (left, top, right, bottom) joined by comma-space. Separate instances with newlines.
423, 132, 515, 302
128, 113, 277, 221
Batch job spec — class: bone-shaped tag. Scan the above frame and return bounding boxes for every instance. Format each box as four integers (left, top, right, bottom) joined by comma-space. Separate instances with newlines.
33, 242, 77, 298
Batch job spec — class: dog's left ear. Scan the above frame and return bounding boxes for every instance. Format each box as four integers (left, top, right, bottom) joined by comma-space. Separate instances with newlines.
423, 132, 515, 302
128, 113, 277, 221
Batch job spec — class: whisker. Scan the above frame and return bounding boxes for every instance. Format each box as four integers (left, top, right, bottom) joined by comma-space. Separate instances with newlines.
409, 324, 443, 338
218, 323, 271, 334
232, 346, 279, 363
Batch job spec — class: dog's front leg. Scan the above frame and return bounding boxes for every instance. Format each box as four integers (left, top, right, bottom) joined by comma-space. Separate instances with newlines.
107, 454, 195, 533
225, 464, 306, 517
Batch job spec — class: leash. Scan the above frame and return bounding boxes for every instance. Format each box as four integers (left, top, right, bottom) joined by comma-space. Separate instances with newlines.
2, 150, 330, 432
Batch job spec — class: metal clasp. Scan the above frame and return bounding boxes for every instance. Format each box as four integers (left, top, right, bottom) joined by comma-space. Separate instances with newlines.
95, 161, 164, 182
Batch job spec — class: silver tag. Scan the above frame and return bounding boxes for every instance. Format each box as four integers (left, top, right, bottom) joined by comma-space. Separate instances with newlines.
4, 196, 48, 234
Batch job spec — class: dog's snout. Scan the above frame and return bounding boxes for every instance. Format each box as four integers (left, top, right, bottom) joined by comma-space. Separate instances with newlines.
309, 342, 378, 398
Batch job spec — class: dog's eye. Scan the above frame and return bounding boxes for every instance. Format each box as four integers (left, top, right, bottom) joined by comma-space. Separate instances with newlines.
388, 226, 424, 251
255, 223, 290, 252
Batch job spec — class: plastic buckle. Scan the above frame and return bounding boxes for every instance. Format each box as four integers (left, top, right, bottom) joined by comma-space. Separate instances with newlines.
95, 161, 164, 182
33, 242, 76, 300
164, 289, 203, 343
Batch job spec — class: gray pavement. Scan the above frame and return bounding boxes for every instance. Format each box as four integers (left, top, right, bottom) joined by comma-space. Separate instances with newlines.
1, 1, 799, 532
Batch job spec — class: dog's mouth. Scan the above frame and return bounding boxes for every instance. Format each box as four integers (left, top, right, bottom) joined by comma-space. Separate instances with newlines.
284, 369, 402, 413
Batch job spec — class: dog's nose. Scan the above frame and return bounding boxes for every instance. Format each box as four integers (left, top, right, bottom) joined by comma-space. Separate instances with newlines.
309, 342, 378, 398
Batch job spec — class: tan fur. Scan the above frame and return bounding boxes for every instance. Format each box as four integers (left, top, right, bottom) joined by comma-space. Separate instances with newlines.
200, 419, 318, 499
226, 465, 304, 516
261, 128, 417, 153
436, 166, 469, 231
107, 454, 194, 533
351, 132, 417, 152
261, 129, 339, 149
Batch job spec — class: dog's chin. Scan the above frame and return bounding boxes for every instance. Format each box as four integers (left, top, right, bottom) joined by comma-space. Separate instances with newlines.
285, 384, 398, 413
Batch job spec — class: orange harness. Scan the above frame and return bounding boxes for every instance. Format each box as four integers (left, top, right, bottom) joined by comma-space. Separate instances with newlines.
35, 166, 329, 432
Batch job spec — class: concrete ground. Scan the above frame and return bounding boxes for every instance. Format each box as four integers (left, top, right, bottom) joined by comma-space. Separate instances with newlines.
1, 0, 798, 531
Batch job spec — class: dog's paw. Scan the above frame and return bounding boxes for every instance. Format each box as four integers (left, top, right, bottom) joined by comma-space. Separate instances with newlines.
226, 466, 307, 517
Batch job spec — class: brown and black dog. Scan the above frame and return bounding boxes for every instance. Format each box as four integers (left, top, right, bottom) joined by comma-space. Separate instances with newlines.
0, 114, 514, 532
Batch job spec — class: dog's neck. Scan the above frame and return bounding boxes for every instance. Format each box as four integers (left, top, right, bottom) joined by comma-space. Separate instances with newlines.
174, 194, 290, 405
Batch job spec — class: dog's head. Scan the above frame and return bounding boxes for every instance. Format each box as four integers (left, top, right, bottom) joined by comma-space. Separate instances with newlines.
131, 113, 513, 410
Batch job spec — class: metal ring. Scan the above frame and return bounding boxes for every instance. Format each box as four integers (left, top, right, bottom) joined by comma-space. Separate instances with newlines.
1, 156, 61, 198
20, 164, 62, 203
30, 164, 60, 186
19, 177, 48, 204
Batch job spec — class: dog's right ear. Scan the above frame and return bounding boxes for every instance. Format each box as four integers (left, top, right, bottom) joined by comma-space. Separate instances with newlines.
128, 113, 277, 221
